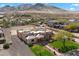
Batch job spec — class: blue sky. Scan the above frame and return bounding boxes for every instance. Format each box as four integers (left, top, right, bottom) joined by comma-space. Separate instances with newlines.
0, 3, 21, 7
49, 3, 79, 11
0, 3, 79, 11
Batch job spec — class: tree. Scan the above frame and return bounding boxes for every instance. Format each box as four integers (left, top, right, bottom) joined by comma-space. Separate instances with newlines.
2, 19, 10, 28
53, 30, 74, 48
64, 22, 79, 32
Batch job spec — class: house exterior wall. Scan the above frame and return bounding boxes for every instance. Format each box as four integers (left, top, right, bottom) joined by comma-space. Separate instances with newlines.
26, 38, 37, 44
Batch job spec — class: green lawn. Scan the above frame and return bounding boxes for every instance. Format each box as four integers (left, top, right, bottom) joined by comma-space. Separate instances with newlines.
31, 44, 55, 56
49, 40, 79, 53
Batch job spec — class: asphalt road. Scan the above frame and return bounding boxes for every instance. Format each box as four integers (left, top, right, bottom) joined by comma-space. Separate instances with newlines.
9, 35, 35, 56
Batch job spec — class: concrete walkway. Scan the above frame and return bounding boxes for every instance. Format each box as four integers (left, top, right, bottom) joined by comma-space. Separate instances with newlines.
73, 33, 79, 38
45, 45, 64, 56
72, 33, 79, 42
73, 38, 79, 42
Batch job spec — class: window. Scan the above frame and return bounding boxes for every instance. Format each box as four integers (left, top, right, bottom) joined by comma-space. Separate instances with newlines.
0, 34, 1, 37
2, 34, 4, 37
31, 39, 34, 42
0, 33, 4, 37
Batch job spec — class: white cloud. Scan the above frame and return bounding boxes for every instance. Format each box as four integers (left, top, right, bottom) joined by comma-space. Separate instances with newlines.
70, 8, 75, 10
72, 4, 79, 6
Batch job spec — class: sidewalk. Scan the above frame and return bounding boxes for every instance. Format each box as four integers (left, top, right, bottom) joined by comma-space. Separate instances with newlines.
45, 45, 64, 56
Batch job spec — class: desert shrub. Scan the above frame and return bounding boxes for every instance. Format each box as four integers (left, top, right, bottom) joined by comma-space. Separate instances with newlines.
3, 43, 10, 49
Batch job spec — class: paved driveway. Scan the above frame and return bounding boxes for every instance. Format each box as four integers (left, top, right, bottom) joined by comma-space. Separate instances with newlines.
9, 35, 35, 56
1, 28, 34, 56
0, 49, 11, 56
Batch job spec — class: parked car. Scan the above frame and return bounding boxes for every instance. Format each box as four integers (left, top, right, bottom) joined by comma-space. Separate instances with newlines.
0, 30, 6, 44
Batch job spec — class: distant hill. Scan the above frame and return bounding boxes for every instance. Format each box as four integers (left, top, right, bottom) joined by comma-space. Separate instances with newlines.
0, 3, 77, 14
0, 5, 16, 12
17, 3, 67, 12
28, 3, 66, 11
16, 4, 32, 10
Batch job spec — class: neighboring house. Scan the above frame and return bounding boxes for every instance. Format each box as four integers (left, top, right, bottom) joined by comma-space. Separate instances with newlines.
68, 19, 79, 22
47, 20, 67, 29
0, 14, 4, 18
17, 26, 53, 44
68, 19, 76, 22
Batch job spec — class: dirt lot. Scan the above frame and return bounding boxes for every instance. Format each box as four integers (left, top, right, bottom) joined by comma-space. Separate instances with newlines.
10, 25, 36, 35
